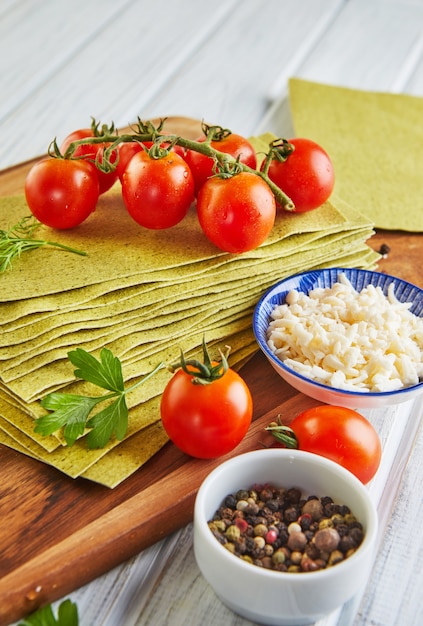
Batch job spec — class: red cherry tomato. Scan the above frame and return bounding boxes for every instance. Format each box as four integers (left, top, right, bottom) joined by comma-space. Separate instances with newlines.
60, 128, 119, 194
25, 158, 99, 229
184, 132, 257, 194
121, 150, 195, 229
116, 140, 185, 181
196, 171, 276, 253
116, 142, 144, 180
160, 362, 253, 459
269, 405, 382, 484
262, 138, 334, 212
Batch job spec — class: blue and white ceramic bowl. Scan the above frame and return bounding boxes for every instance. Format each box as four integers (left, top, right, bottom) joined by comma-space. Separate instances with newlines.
253, 268, 423, 409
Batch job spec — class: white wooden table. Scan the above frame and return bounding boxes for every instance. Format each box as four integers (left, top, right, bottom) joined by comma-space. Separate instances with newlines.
2, 1, 423, 624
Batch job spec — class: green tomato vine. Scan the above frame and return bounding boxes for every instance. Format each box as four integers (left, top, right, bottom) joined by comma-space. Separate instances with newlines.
49, 118, 296, 211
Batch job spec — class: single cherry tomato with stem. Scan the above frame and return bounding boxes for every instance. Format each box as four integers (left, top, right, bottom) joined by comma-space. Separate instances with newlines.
60, 127, 119, 194
196, 169, 276, 253
160, 339, 253, 459
116, 142, 144, 180
116, 140, 185, 181
121, 147, 195, 229
261, 137, 334, 212
265, 405, 382, 484
184, 127, 257, 195
25, 157, 100, 229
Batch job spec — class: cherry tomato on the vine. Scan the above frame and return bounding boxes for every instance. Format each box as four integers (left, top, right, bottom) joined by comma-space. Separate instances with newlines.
160, 360, 253, 459
196, 171, 276, 253
116, 141, 185, 181
184, 132, 257, 195
121, 149, 195, 229
60, 128, 119, 194
268, 405, 381, 484
262, 138, 334, 212
116, 142, 144, 180
25, 158, 99, 229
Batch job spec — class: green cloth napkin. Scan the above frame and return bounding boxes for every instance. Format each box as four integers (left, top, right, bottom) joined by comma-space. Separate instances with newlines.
288, 78, 423, 231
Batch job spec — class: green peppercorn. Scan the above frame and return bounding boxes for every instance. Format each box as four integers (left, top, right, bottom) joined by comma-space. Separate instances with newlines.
225, 525, 241, 542
331, 513, 345, 526
272, 548, 286, 565
328, 550, 344, 566
254, 536, 266, 550
224, 542, 236, 554
254, 523, 268, 537
288, 564, 301, 573
290, 550, 302, 565
208, 520, 226, 533
318, 518, 334, 529
241, 554, 253, 564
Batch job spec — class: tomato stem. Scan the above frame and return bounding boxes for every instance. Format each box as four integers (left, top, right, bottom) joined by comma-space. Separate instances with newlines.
53, 118, 295, 211
265, 416, 298, 448
168, 336, 230, 385
261, 138, 295, 176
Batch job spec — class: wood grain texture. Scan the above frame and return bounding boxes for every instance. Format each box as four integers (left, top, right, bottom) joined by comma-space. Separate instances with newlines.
0, 114, 422, 625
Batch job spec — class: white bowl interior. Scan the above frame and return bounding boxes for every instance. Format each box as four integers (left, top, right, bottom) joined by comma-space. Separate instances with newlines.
194, 449, 378, 626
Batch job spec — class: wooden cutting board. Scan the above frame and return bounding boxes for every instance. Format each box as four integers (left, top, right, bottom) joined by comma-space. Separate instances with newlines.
0, 117, 421, 626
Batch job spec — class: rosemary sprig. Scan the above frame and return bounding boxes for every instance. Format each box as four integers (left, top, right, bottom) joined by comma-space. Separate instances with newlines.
0, 215, 87, 272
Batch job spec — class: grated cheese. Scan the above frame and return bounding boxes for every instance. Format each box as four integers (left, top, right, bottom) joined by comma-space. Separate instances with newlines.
266, 273, 423, 392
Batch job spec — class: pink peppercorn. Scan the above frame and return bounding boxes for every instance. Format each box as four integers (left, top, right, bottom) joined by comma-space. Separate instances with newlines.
265, 528, 278, 544
235, 518, 249, 533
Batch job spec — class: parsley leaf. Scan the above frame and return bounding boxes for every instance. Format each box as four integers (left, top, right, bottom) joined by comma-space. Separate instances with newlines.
86, 392, 128, 448
36, 393, 105, 446
35, 347, 164, 449
18, 599, 79, 626
68, 346, 125, 392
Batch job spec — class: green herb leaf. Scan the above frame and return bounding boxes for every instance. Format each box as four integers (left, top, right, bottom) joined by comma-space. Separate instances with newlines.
68, 347, 125, 392
36, 348, 164, 448
18, 599, 79, 626
37, 393, 105, 446
86, 393, 128, 449
0, 215, 87, 272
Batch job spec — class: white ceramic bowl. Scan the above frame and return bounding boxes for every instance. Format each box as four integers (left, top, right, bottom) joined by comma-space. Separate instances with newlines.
253, 268, 423, 409
193, 449, 378, 626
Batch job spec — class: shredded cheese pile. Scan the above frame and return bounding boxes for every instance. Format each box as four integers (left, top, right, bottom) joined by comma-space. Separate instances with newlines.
266, 273, 423, 392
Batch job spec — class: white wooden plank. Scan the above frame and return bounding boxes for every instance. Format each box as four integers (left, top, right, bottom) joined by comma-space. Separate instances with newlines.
0, 0, 132, 123
400, 29, 423, 92
0, 0, 26, 19
0, 0, 240, 168
283, 0, 423, 93
355, 403, 423, 625
139, 0, 346, 137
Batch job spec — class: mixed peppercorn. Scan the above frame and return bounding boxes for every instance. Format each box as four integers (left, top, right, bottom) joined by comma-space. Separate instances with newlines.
208, 483, 364, 573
